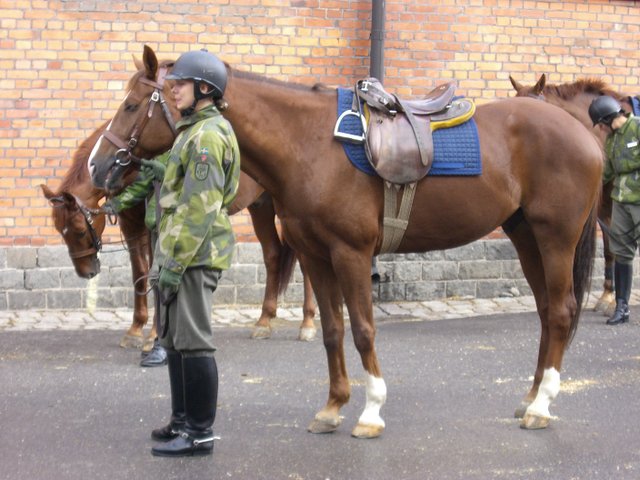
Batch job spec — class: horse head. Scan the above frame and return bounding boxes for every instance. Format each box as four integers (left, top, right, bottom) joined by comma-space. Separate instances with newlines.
88, 45, 178, 193
40, 184, 105, 278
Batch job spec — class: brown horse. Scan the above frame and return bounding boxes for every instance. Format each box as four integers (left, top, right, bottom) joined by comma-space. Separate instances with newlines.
89, 45, 603, 437
509, 73, 635, 316
41, 124, 155, 349
42, 124, 316, 347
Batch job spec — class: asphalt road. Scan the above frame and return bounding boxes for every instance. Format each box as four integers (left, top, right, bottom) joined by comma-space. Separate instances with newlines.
1, 310, 639, 480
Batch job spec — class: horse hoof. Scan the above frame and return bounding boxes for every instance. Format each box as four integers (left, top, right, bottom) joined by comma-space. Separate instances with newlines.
298, 326, 317, 342
119, 334, 143, 349
251, 326, 272, 340
604, 302, 615, 318
142, 338, 155, 352
520, 412, 551, 430
351, 423, 384, 439
514, 402, 531, 419
308, 413, 342, 434
594, 291, 615, 313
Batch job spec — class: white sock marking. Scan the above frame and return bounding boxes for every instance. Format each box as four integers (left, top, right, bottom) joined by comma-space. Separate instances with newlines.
526, 367, 560, 418
358, 373, 387, 427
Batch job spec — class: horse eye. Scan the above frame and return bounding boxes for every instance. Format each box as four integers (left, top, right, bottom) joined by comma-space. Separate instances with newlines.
125, 103, 139, 113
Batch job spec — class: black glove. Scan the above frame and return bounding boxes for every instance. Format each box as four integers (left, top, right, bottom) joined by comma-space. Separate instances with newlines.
141, 158, 166, 182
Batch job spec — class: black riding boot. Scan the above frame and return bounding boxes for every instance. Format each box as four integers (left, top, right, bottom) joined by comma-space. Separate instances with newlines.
151, 349, 185, 441
151, 355, 218, 457
607, 262, 632, 325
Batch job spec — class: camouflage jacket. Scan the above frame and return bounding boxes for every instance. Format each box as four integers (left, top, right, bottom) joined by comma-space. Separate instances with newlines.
109, 152, 170, 231
154, 105, 240, 274
603, 115, 640, 204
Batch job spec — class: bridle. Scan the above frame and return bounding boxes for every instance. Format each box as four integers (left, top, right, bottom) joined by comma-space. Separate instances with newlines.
101, 66, 177, 168
49, 195, 103, 259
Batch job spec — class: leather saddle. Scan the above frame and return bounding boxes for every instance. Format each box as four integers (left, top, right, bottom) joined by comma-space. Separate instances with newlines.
335, 78, 473, 185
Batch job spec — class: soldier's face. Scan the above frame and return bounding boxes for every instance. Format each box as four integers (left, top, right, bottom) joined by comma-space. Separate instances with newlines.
171, 80, 195, 111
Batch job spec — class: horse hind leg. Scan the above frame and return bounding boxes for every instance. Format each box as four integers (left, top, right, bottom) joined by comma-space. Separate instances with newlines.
504, 221, 552, 423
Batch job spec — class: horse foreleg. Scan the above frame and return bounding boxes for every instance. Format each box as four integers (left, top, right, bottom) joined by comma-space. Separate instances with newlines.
248, 199, 280, 339
335, 250, 386, 439
303, 255, 349, 434
298, 261, 317, 341
595, 183, 615, 315
118, 206, 151, 350
594, 232, 615, 315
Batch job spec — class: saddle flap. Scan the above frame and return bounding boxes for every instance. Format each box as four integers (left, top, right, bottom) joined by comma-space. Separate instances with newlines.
365, 108, 433, 184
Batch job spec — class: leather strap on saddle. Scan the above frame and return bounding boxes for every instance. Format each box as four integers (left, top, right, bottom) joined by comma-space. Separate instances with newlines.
380, 181, 417, 254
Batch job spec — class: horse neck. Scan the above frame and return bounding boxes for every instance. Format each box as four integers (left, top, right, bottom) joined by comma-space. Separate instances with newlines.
223, 72, 335, 196
58, 165, 104, 209
544, 91, 606, 146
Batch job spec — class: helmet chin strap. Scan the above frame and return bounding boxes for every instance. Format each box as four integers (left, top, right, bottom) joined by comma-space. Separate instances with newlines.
180, 81, 215, 117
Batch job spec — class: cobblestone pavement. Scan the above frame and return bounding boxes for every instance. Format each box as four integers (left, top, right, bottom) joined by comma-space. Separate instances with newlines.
1, 290, 637, 332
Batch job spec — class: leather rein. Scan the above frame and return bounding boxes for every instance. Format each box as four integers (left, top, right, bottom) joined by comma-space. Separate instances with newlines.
101, 66, 177, 168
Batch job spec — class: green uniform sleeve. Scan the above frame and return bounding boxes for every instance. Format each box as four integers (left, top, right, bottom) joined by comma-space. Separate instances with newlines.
110, 152, 170, 212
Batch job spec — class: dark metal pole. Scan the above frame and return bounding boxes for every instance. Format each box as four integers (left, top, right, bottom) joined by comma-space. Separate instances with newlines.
370, 0, 385, 82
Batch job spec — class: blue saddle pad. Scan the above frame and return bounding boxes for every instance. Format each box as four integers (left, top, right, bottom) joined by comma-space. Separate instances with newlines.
336, 88, 482, 177
631, 96, 640, 116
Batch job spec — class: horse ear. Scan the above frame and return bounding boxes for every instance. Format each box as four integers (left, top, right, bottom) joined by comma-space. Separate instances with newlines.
133, 55, 143, 71
142, 44, 158, 80
61, 191, 78, 209
40, 184, 55, 199
533, 74, 546, 94
509, 75, 523, 93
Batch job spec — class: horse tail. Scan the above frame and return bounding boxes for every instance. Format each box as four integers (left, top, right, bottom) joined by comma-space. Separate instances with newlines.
278, 240, 297, 296
569, 197, 599, 345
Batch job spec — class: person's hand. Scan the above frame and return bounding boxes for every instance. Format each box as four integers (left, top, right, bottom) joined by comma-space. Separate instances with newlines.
158, 268, 181, 299
141, 158, 166, 182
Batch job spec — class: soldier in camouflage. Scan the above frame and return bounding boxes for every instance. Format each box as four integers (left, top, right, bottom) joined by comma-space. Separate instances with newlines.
590, 96, 640, 326
148, 49, 240, 458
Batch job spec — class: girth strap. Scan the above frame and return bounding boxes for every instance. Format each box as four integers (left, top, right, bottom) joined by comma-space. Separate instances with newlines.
379, 181, 417, 254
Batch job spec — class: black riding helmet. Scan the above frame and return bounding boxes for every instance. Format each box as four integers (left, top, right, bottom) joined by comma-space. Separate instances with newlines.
166, 49, 227, 115
588, 96, 623, 126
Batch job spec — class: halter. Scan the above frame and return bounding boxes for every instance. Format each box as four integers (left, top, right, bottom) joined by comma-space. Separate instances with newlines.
49, 195, 103, 259
102, 66, 177, 168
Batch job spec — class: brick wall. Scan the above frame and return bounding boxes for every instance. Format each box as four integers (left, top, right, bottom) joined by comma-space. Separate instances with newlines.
1, 0, 639, 247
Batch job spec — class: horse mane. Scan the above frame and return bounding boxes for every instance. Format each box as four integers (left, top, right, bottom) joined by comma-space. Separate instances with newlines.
543, 78, 627, 102
58, 121, 110, 192
227, 64, 331, 93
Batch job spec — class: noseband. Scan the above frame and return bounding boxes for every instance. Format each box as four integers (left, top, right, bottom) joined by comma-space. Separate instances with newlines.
50, 195, 103, 259
101, 66, 177, 168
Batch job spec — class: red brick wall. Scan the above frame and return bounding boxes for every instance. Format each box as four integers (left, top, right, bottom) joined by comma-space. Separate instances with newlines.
1, 0, 639, 246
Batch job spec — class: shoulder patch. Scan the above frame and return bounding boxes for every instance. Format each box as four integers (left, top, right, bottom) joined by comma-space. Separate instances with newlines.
195, 162, 209, 181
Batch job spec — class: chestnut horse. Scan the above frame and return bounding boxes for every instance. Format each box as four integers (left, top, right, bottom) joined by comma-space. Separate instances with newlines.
89, 46, 602, 437
42, 124, 316, 348
509, 74, 635, 316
